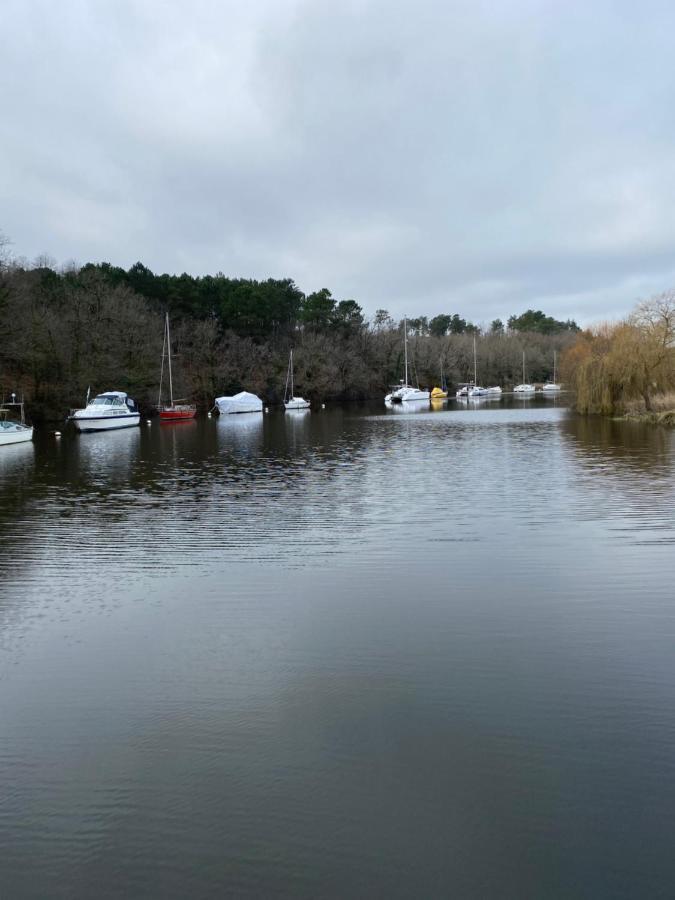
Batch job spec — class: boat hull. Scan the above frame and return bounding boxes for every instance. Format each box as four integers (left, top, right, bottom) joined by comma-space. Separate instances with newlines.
401, 390, 430, 402
285, 399, 310, 410
0, 426, 33, 446
159, 407, 197, 421
216, 401, 262, 415
70, 414, 140, 432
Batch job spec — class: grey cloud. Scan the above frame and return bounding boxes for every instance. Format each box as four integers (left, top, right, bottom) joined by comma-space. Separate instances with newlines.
2, 0, 675, 325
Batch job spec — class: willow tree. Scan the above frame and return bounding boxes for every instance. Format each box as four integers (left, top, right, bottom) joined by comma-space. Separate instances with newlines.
627, 292, 675, 409
563, 292, 675, 414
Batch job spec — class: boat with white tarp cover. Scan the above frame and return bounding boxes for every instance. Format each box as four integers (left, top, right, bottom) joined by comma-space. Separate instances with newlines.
215, 391, 263, 415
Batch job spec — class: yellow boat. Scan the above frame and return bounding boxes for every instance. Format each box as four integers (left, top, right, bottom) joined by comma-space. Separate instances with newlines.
430, 386, 448, 399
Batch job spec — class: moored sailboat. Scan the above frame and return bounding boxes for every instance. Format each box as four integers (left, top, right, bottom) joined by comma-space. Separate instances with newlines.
385, 317, 430, 403
157, 313, 196, 421
542, 350, 562, 392
513, 350, 536, 394
430, 358, 448, 399
284, 350, 310, 410
467, 336, 488, 396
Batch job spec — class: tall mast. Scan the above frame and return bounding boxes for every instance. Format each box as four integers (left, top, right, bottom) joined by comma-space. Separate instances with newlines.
404, 317, 409, 385
522, 350, 526, 384
158, 314, 167, 407
473, 335, 477, 385
290, 349, 294, 399
166, 312, 174, 406
553, 349, 557, 383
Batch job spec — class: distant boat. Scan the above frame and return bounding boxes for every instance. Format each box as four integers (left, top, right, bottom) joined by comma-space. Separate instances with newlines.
385, 317, 430, 404
284, 349, 310, 410
486, 386, 502, 395
0, 397, 33, 446
157, 313, 196, 421
514, 351, 536, 394
69, 391, 140, 431
542, 350, 562, 392
431, 358, 448, 399
215, 391, 263, 415
467, 336, 488, 396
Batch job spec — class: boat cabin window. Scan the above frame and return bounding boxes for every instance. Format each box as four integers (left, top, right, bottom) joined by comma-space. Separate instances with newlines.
92, 395, 125, 406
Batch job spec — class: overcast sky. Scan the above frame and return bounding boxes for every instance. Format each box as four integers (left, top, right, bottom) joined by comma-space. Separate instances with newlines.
2, 0, 675, 325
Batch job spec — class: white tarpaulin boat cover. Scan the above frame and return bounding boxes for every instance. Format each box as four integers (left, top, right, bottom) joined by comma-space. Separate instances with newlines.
215, 391, 263, 414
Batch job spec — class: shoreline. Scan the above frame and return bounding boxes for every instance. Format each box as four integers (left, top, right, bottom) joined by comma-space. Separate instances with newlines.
613, 410, 675, 426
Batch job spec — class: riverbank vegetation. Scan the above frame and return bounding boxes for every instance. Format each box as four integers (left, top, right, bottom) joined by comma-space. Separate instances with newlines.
1, 238, 579, 421
562, 292, 675, 419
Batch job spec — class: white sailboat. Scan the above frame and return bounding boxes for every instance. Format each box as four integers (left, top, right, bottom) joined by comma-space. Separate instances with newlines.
0, 396, 33, 446
513, 351, 536, 394
284, 350, 310, 410
542, 350, 562, 392
385, 317, 430, 403
467, 335, 488, 397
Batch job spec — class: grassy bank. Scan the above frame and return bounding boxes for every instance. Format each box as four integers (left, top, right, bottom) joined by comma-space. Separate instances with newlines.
615, 393, 675, 425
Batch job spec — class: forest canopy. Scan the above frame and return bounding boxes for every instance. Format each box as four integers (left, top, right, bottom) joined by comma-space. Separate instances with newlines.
0, 241, 581, 420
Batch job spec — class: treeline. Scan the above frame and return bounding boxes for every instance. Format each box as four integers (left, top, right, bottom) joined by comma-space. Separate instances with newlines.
0, 248, 579, 422
562, 292, 675, 416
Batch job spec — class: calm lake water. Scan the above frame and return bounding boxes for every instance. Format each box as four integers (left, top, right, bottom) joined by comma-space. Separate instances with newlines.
1, 398, 675, 898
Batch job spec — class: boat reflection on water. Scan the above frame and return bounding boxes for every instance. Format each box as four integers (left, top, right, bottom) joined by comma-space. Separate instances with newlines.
70, 424, 142, 481
540, 390, 564, 407
284, 407, 311, 421
454, 394, 502, 408
216, 413, 264, 452
384, 398, 429, 414
0, 440, 35, 478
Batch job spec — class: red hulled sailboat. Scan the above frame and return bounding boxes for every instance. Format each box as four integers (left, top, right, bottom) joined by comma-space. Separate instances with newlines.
157, 312, 196, 422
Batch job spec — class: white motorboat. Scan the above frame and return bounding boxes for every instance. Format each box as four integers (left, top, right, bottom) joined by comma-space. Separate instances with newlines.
486, 386, 502, 395
215, 390, 263, 414
468, 386, 488, 397
0, 398, 33, 446
542, 351, 562, 392
284, 350, 310, 410
514, 351, 536, 393
0, 417, 33, 446
69, 391, 141, 432
386, 317, 429, 403
455, 384, 470, 398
